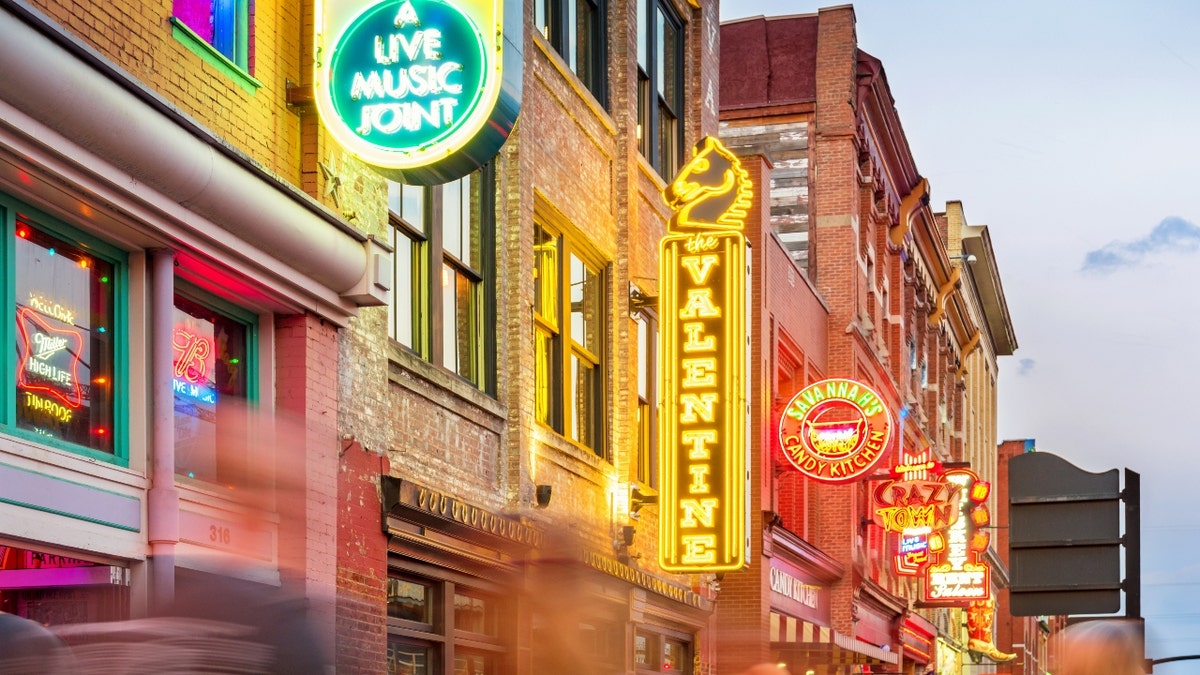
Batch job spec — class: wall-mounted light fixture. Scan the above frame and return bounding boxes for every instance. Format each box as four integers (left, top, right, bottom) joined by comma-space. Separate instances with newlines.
629, 283, 658, 316
629, 485, 658, 519
535, 484, 553, 508
950, 253, 978, 265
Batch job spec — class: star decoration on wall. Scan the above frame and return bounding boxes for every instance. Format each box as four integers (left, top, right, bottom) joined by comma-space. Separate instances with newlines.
319, 158, 344, 209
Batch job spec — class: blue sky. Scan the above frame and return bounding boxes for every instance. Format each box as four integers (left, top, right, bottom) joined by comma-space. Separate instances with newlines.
721, 1, 1200, 665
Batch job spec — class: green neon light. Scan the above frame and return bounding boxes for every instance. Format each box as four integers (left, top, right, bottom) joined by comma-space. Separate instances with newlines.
323, 0, 488, 164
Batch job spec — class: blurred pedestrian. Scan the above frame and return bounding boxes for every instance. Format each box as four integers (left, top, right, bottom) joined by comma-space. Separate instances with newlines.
0, 611, 74, 674
739, 665, 791, 675
1059, 619, 1145, 675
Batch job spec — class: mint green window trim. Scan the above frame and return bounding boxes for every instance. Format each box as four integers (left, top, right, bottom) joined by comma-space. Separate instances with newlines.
170, 17, 261, 95
1, 194, 130, 466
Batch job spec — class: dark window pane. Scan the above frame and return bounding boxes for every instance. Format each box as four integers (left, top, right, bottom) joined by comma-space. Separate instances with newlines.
454, 650, 494, 675
454, 590, 496, 636
15, 222, 116, 453
389, 227, 417, 347
570, 352, 597, 450
534, 328, 555, 427
388, 578, 432, 623
388, 639, 433, 675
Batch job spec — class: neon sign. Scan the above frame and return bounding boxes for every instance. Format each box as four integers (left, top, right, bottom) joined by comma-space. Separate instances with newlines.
966, 597, 1017, 662
659, 137, 752, 573
922, 467, 992, 605
172, 327, 217, 405
777, 379, 892, 483
16, 306, 84, 408
314, 0, 521, 183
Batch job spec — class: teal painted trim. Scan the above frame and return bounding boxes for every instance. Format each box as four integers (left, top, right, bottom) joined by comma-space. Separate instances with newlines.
0, 461, 141, 532
0, 202, 12, 427
0, 192, 130, 467
170, 18, 262, 95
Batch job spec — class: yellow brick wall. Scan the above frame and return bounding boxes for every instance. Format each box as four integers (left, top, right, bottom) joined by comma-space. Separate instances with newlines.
29, 0, 304, 185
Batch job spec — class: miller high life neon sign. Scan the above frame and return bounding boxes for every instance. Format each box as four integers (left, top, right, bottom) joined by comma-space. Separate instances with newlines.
658, 136, 752, 573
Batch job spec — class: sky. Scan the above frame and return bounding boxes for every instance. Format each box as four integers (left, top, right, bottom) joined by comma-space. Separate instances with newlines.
720, 0, 1200, 665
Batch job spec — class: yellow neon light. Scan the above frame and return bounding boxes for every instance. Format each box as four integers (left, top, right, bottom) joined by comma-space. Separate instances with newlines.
659, 136, 753, 573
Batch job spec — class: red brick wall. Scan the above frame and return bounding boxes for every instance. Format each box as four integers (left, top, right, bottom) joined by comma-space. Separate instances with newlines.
275, 313, 340, 663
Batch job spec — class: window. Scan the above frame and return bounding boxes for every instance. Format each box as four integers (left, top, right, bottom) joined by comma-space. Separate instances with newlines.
387, 572, 506, 675
172, 0, 254, 72
634, 305, 657, 486
635, 629, 692, 674
534, 0, 608, 106
388, 167, 496, 394
173, 287, 255, 486
12, 207, 122, 459
533, 222, 605, 454
637, 0, 684, 178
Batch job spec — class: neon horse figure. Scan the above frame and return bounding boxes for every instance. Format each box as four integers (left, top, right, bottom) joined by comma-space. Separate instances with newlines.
663, 136, 754, 232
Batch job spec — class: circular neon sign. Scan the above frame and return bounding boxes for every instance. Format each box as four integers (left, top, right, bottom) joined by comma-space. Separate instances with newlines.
316, 0, 498, 178
777, 378, 893, 483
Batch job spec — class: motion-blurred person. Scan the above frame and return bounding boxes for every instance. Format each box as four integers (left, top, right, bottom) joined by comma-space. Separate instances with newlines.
1059, 619, 1146, 675
52, 401, 332, 673
739, 664, 791, 675
0, 611, 73, 674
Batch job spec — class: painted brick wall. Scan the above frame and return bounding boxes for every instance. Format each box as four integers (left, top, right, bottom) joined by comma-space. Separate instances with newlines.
275, 312, 340, 662
27, 0, 305, 185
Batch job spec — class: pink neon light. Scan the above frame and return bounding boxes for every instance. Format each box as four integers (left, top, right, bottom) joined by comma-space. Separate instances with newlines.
172, 327, 213, 384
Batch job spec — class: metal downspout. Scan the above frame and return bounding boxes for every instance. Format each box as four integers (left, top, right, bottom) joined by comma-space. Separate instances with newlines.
147, 249, 179, 614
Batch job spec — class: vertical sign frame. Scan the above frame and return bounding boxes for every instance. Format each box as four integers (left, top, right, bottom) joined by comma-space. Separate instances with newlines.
658, 137, 752, 573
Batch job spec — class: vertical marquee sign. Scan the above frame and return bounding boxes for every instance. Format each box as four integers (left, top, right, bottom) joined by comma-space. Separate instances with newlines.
922, 467, 992, 606
659, 137, 752, 573
314, 0, 522, 184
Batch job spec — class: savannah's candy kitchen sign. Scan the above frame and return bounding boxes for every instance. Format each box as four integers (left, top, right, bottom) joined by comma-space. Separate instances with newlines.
314, 0, 521, 183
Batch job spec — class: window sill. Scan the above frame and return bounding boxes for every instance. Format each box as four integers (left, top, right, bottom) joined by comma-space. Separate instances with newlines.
387, 342, 506, 431
532, 423, 611, 486
170, 18, 262, 95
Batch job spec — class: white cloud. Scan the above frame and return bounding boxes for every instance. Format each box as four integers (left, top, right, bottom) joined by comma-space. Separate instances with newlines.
1082, 217, 1200, 274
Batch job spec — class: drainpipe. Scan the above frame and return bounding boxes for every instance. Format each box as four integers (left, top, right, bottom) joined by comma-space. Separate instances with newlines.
147, 248, 179, 614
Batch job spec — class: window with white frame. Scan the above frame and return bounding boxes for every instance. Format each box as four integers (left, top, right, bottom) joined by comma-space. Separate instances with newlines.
634, 305, 658, 486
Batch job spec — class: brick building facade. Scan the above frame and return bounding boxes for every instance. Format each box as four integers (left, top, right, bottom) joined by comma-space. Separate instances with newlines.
719, 6, 1017, 675
0, 0, 388, 668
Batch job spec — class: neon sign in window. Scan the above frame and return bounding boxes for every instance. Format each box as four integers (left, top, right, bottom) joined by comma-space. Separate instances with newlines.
173, 292, 248, 486
14, 222, 115, 453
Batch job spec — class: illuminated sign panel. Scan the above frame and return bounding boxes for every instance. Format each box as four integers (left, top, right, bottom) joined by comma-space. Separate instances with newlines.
871, 448, 955, 576
659, 137, 752, 573
777, 379, 893, 483
922, 467, 992, 605
314, 0, 521, 184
